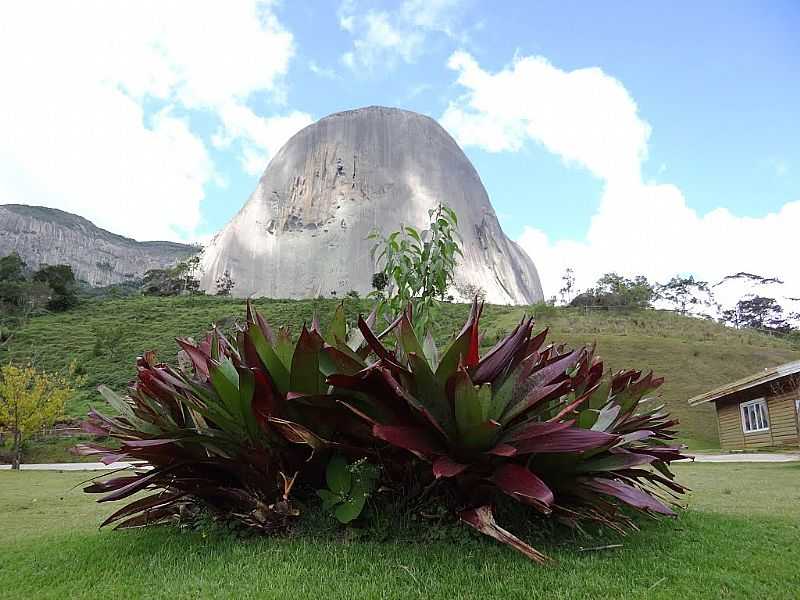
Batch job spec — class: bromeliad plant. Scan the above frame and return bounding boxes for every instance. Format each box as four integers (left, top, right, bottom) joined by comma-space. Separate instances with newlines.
76, 302, 373, 531
329, 301, 689, 562
80, 299, 688, 563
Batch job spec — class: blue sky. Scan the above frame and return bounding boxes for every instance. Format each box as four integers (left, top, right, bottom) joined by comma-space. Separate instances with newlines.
1, 0, 798, 295
223, 0, 799, 240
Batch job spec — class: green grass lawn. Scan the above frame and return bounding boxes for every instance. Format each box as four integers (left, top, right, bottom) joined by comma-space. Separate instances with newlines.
1, 462, 798, 599
1, 435, 97, 464
3, 295, 799, 462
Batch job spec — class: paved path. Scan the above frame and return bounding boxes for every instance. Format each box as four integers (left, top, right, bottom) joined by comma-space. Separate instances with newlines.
0, 462, 133, 471
3, 454, 799, 470
685, 453, 800, 463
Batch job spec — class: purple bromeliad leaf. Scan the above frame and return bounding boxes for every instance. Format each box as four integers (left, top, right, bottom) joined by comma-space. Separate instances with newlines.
490, 463, 554, 512
581, 477, 675, 515
514, 427, 618, 454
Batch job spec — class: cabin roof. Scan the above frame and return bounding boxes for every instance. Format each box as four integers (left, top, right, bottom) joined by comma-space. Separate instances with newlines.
688, 360, 800, 407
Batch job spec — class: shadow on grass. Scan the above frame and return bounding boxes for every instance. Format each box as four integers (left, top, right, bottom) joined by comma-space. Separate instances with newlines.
3, 511, 798, 600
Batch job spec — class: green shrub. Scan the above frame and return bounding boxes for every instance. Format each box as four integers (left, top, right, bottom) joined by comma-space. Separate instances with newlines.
368, 204, 461, 335
81, 301, 687, 562
317, 455, 379, 523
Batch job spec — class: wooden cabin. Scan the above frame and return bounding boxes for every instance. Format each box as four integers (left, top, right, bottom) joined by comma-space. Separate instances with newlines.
688, 360, 800, 450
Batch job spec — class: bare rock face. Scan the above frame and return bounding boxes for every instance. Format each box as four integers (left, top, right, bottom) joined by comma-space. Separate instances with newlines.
200, 106, 543, 304
0, 204, 194, 286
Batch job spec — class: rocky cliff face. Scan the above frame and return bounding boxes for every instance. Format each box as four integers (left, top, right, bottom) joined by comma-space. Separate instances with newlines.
0, 204, 194, 286
200, 106, 543, 304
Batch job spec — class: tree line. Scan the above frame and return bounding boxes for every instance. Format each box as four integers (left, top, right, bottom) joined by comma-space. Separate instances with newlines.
0, 253, 79, 336
0, 249, 234, 324
557, 269, 800, 338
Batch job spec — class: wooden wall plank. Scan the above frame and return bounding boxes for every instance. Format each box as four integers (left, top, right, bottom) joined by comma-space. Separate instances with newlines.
713, 386, 799, 449
716, 403, 744, 449
767, 395, 798, 445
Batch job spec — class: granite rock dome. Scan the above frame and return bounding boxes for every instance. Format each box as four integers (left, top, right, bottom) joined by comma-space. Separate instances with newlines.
200, 106, 543, 304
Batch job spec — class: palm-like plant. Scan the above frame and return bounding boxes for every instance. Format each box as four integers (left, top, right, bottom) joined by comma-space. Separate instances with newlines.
78, 302, 368, 530
330, 301, 689, 562
80, 299, 688, 563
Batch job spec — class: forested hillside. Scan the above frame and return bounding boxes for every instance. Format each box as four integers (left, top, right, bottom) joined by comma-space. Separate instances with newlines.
3, 296, 799, 448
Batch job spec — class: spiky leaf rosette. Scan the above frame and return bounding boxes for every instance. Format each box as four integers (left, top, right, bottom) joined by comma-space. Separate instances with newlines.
78, 302, 367, 531
332, 300, 690, 562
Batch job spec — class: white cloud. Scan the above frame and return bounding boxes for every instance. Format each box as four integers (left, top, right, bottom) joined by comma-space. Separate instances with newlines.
442, 51, 650, 182
308, 60, 338, 80
338, 0, 464, 71
213, 105, 313, 175
400, 0, 464, 36
406, 83, 435, 100
0, 0, 311, 241
342, 11, 424, 70
441, 51, 800, 300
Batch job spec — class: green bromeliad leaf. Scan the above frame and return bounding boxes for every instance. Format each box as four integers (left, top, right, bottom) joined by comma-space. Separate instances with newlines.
435, 320, 474, 383
274, 328, 295, 372
207, 359, 265, 442
318, 346, 364, 377
290, 327, 325, 395
454, 370, 482, 435
460, 419, 500, 451
325, 303, 347, 347
97, 386, 161, 435
247, 322, 290, 394
406, 352, 453, 436
209, 359, 240, 415
488, 365, 517, 421
576, 408, 600, 429
396, 314, 425, 358
422, 331, 439, 366
236, 366, 261, 440
586, 380, 611, 409
574, 452, 655, 473
183, 380, 243, 436
453, 371, 498, 449
476, 383, 492, 421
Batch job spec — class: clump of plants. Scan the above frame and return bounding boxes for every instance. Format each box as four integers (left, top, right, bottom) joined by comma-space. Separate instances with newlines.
79, 299, 688, 562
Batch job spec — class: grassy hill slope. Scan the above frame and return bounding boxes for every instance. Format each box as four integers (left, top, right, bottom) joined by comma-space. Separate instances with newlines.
2, 296, 798, 448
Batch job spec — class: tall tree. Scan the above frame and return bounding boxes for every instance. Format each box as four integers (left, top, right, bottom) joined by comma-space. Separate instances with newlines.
571, 273, 654, 309
369, 204, 462, 336
558, 268, 575, 305
0, 253, 50, 341
655, 275, 718, 316
0, 252, 26, 282
215, 269, 235, 296
0, 364, 79, 469
33, 264, 78, 311
723, 296, 789, 332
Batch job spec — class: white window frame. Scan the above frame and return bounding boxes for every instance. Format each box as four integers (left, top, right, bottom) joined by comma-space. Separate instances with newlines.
740, 398, 770, 434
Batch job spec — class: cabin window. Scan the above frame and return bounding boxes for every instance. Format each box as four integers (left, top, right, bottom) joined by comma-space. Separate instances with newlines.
740, 398, 769, 433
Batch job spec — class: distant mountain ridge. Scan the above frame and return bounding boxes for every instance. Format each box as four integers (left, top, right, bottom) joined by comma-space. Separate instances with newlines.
0, 204, 195, 286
